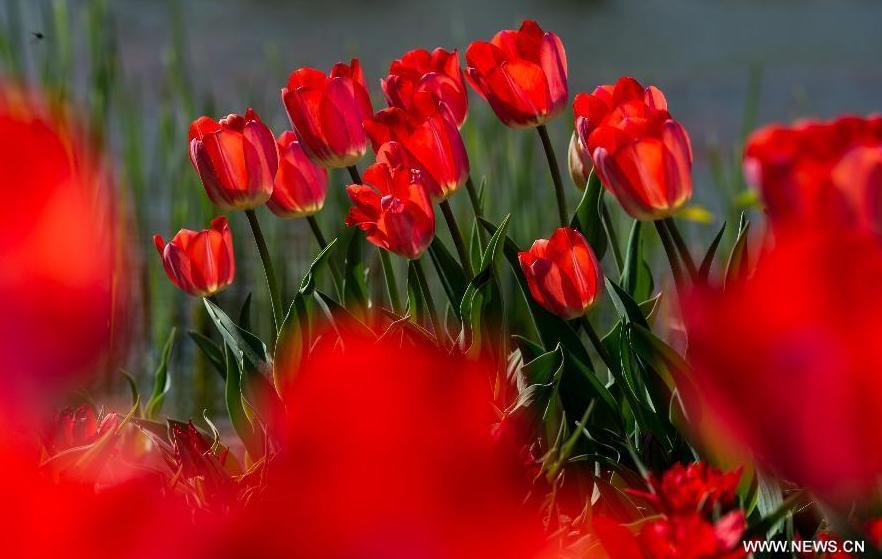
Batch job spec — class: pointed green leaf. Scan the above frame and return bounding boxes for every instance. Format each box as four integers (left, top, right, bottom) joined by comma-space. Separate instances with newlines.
145, 327, 176, 420
570, 170, 608, 260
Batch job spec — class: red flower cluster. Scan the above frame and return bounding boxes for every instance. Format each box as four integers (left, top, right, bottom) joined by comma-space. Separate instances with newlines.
574, 76, 693, 220
596, 462, 746, 559
744, 115, 882, 234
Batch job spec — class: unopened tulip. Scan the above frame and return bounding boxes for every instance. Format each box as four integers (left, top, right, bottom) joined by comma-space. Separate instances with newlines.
282, 59, 373, 168
344, 163, 435, 259
267, 131, 328, 218
466, 20, 567, 128
153, 216, 235, 297
518, 228, 603, 320
188, 108, 278, 210
567, 131, 592, 188
687, 230, 882, 502
364, 95, 469, 200
744, 115, 882, 234
382, 47, 469, 128
574, 76, 693, 220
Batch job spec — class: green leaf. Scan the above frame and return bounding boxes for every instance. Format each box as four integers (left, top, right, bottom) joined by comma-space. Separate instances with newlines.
407, 261, 429, 328
726, 212, 751, 287
203, 298, 268, 374
621, 221, 653, 301
145, 327, 176, 420
570, 170, 607, 260
314, 291, 374, 339
238, 292, 253, 333
340, 228, 370, 313
428, 238, 467, 318
224, 344, 261, 459
699, 221, 727, 283
188, 330, 226, 379
606, 279, 650, 328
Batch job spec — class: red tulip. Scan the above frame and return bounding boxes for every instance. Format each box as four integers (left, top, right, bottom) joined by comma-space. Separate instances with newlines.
267, 130, 328, 218
43, 404, 119, 455
281, 59, 373, 168
382, 47, 468, 128
364, 95, 469, 200
626, 462, 741, 517
568, 131, 592, 188
466, 19, 567, 128
345, 162, 435, 259
188, 108, 278, 210
686, 230, 882, 502
0, 86, 121, 397
153, 216, 235, 297
743, 115, 882, 234
518, 227, 603, 320
574, 76, 693, 220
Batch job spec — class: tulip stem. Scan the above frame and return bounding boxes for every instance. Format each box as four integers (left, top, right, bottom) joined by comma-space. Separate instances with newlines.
413, 257, 442, 338
662, 217, 698, 280
440, 199, 474, 279
465, 175, 488, 245
379, 249, 403, 314
581, 315, 615, 373
306, 215, 344, 299
537, 124, 569, 227
346, 165, 362, 184
654, 220, 686, 297
245, 209, 283, 337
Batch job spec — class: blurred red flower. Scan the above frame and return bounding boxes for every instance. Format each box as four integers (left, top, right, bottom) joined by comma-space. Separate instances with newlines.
43, 404, 119, 455
518, 227, 604, 320
365, 95, 469, 201
627, 462, 741, 517
382, 47, 469, 128
0, 86, 121, 397
267, 130, 328, 218
345, 162, 436, 259
573, 76, 693, 220
153, 216, 235, 297
744, 115, 882, 234
466, 20, 567, 128
188, 108, 278, 210
686, 230, 882, 501
282, 59, 373, 168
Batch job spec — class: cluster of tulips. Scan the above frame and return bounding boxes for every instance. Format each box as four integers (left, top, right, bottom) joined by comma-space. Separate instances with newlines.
4, 16, 882, 559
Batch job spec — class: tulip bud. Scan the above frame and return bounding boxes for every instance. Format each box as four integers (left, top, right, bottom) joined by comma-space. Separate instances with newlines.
267, 131, 328, 218
382, 47, 469, 128
567, 131, 592, 189
188, 108, 278, 210
153, 216, 235, 297
344, 163, 435, 259
364, 96, 469, 201
518, 228, 604, 320
466, 20, 567, 128
282, 59, 374, 168
574, 77, 692, 220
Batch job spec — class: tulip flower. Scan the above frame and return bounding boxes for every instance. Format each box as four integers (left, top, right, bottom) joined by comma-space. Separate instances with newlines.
267, 131, 328, 218
567, 131, 592, 188
518, 228, 603, 321
574, 76, 693, 220
188, 108, 278, 210
344, 162, 435, 259
44, 405, 119, 455
153, 216, 235, 297
281, 59, 373, 168
744, 115, 882, 234
686, 230, 882, 502
465, 20, 567, 128
364, 95, 469, 200
382, 47, 469, 128
626, 462, 741, 517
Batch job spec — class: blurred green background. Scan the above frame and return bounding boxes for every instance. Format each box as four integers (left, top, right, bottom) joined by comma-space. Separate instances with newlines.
2, 0, 880, 416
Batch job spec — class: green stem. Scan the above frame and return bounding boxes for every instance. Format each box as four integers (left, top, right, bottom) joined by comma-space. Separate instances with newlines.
536, 124, 569, 227
347, 165, 361, 184
663, 217, 698, 280
245, 209, 282, 337
654, 220, 686, 298
439, 199, 474, 279
465, 175, 488, 245
413, 256, 441, 337
379, 249, 402, 314
306, 215, 343, 298
601, 200, 624, 273
581, 315, 615, 372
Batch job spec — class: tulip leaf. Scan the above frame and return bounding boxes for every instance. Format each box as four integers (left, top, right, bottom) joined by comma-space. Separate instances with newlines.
188, 330, 226, 380
606, 279, 650, 328
725, 212, 751, 287
224, 343, 261, 459
570, 170, 608, 260
340, 228, 370, 314
513, 334, 547, 364
203, 298, 268, 373
512, 344, 564, 416
621, 221, 653, 301
428, 238, 467, 317
699, 221, 727, 283
406, 261, 429, 328
314, 291, 374, 339
239, 292, 253, 333
145, 327, 176, 420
